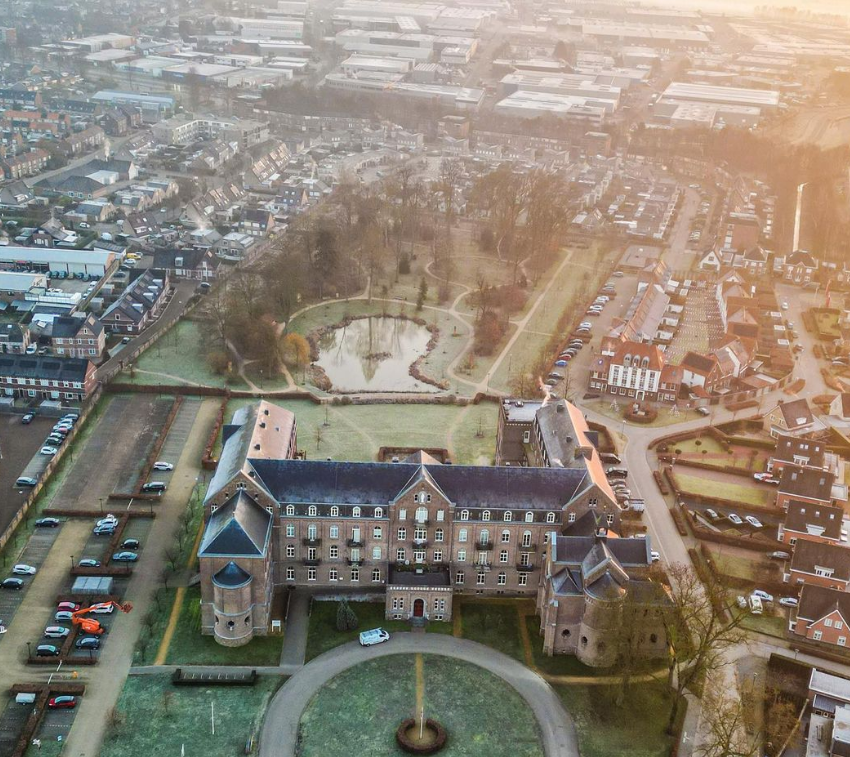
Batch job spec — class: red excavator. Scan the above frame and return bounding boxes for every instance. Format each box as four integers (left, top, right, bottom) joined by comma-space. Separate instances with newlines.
71, 601, 133, 635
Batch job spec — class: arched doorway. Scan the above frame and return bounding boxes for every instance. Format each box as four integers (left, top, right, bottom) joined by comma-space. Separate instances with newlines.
413, 599, 425, 618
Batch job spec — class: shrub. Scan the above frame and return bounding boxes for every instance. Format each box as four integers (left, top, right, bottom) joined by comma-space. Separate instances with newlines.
207, 350, 230, 375
336, 599, 359, 631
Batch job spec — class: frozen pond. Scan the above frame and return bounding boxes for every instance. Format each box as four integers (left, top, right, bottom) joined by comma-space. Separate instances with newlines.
315, 316, 437, 392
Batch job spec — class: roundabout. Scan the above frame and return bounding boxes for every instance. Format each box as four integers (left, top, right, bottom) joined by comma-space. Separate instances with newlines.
260, 633, 578, 757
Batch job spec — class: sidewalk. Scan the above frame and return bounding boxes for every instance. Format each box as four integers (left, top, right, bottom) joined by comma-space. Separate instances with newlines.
280, 592, 309, 667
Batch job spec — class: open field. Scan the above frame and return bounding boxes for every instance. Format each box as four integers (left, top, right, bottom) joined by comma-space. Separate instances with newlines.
459, 600, 526, 662
673, 472, 774, 508
298, 654, 544, 757
671, 437, 770, 473
221, 399, 499, 466
101, 673, 283, 757
766, 106, 850, 150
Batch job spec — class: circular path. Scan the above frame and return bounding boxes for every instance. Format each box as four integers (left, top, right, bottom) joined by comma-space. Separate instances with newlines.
259, 633, 579, 757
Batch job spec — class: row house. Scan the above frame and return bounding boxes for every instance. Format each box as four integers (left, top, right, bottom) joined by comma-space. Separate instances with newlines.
0, 355, 97, 401
49, 314, 106, 362
778, 500, 846, 548
769, 435, 827, 476
1, 149, 49, 180
57, 126, 106, 158
786, 539, 850, 592
0, 323, 29, 354
791, 586, 850, 648
238, 208, 275, 238
679, 351, 723, 396
776, 464, 835, 512
100, 269, 170, 335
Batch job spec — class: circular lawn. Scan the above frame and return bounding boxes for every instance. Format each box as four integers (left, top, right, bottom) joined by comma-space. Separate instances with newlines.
297, 653, 544, 757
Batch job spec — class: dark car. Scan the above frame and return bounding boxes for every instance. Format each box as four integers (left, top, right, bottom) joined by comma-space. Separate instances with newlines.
35, 645, 60, 657
141, 482, 166, 493
1, 578, 23, 590
35, 518, 60, 528
21, 413, 34, 424
120, 539, 140, 550
75, 636, 100, 650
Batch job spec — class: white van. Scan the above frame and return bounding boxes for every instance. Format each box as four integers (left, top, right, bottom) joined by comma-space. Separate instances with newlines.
359, 628, 390, 646
748, 595, 763, 615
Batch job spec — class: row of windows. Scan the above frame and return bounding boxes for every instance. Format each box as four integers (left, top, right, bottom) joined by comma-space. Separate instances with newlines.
288, 566, 381, 582
288, 544, 537, 565
283, 503, 557, 523
284, 523, 545, 546
4, 378, 83, 388
391, 597, 448, 611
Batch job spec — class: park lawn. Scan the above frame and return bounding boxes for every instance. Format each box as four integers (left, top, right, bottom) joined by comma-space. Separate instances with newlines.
298, 654, 544, 757
304, 600, 451, 662
222, 399, 498, 466
556, 681, 679, 757
100, 673, 284, 757
739, 612, 788, 639
459, 601, 525, 663
672, 472, 774, 508
125, 320, 247, 389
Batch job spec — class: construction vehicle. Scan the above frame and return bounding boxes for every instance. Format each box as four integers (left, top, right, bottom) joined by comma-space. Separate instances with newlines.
71, 601, 132, 635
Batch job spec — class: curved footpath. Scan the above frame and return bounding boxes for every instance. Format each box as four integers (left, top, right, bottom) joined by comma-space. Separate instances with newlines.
258, 633, 579, 757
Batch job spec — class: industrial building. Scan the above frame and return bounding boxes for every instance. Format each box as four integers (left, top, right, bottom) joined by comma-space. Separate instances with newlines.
661, 82, 780, 109
494, 91, 608, 124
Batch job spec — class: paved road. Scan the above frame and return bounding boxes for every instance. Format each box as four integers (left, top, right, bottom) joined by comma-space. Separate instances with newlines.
259, 634, 579, 757
279, 592, 309, 667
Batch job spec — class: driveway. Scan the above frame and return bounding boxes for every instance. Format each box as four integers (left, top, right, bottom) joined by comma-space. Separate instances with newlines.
259, 633, 579, 757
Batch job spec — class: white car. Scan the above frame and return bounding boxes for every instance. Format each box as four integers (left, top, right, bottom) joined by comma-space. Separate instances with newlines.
727, 513, 743, 525
650, 550, 660, 562
752, 590, 773, 603
44, 626, 70, 639
152, 461, 174, 471
579, 322, 593, 330
744, 516, 763, 529
359, 628, 390, 646
12, 564, 36, 575
89, 603, 114, 614
753, 473, 772, 482
39, 446, 58, 456
781, 302, 789, 310
96, 516, 118, 527
779, 597, 798, 608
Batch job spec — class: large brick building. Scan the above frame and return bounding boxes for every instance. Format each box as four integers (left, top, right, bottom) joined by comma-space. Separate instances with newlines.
198, 399, 668, 663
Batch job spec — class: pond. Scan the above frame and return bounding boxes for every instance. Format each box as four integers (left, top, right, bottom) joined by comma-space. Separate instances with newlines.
315, 316, 437, 393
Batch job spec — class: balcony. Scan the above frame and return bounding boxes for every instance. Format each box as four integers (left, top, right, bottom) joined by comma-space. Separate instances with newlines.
303, 557, 321, 566
516, 563, 535, 572
413, 518, 430, 526
476, 541, 494, 551
346, 538, 363, 548
412, 538, 429, 548
346, 557, 365, 566
302, 537, 322, 547
518, 543, 537, 552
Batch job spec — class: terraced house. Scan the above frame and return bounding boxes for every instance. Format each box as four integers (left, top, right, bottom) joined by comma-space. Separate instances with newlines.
198, 399, 658, 660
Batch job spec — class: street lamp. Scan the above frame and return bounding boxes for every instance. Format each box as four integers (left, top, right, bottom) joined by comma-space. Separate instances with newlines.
70, 555, 74, 571
26, 641, 31, 660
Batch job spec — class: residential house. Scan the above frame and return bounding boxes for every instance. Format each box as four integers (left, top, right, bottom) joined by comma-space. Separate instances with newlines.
781, 250, 818, 285
776, 465, 835, 512
698, 249, 722, 272
215, 232, 255, 262
0, 181, 35, 210
150, 248, 220, 281
830, 394, 850, 422
778, 501, 846, 548
0, 355, 96, 401
0, 323, 29, 354
769, 435, 826, 476
589, 341, 664, 402
58, 126, 106, 158
50, 314, 106, 361
679, 351, 723, 396
1, 149, 49, 180
238, 208, 274, 238
765, 398, 817, 438
786, 539, 850, 592
100, 269, 170, 334
792, 587, 850, 648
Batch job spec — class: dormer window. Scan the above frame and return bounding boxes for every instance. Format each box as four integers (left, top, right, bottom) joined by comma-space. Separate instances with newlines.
330, 506, 339, 517
353, 506, 361, 518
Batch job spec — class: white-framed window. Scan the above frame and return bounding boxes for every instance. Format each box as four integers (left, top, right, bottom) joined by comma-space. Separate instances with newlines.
329, 568, 338, 581
520, 553, 531, 567
840, 637, 847, 647
352, 506, 361, 518
399, 508, 407, 520
518, 574, 528, 586
816, 567, 835, 578
308, 506, 317, 517
501, 530, 510, 543
525, 512, 534, 523
825, 618, 834, 628
504, 511, 512, 522
476, 572, 486, 586
482, 510, 491, 521
460, 510, 469, 521
307, 567, 317, 581
285, 524, 295, 537
458, 528, 468, 542
457, 549, 466, 562
435, 528, 444, 542
500, 550, 508, 563
286, 567, 295, 581
414, 527, 427, 541
372, 546, 381, 559
286, 544, 295, 558
606, 514, 615, 525
434, 550, 443, 562
329, 526, 339, 539
372, 568, 381, 582
837, 622, 844, 630
286, 505, 295, 516
375, 507, 384, 518
373, 526, 382, 539
437, 509, 445, 522
544, 533, 550, 544
814, 630, 823, 640
398, 527, 406, 540
397, 548, 405, 561
330, 506, 339, 517
568, 513, 576, 523
307, 524, 317, 540
455, 571, 464, 584
415, 506, 428, 523
498, 572, 506, 586
479, 529, 490, 545
522, 531, 532, 547
546, 512, 556, 524
589, 498, 598, 507
414, 550, 425, 563
329, 545, 339, 559
351, 568, 360, 582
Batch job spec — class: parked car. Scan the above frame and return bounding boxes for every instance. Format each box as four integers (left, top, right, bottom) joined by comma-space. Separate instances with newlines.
548, 372, 564, 381
579, 322, 593, 330
21, 413, 34, 424
45, 435, 64, 446
12, 564, 35, 576
1, 578, 23, 590
57, 602, 79, 612
779, 598, 799, 608
769, 551, 791, 560
736, 596, 748, 609
96, 515, 117, 527
77, 559, 101, 568
48, 696, 77, 709
650, 550, 660, 562
120, 539, 140, 550
607, 467, 628, 478
44, 626, 70, 639
600, 453, 621, 465
359, 628, 390, 646
744, 516, 763, 529
152, 461, 174, 471
141, 482, 166, 493
752, 590, 774, 602
15, 477, 38, 487
112, 552, 138, 562
748, 595, 763, 615
34, 518, 60, 528
39, 446, 58, 456
753, 473, 773, 481
75, 636, 100, 650
554, 360, 568, 367
727, 513, 743, 525
697, 407, 710, 416
93, 525, 116, 535
89, 603, 114, 614
54, 611, 73, 622
35, 645, 60, 657
705, 509, 720, 521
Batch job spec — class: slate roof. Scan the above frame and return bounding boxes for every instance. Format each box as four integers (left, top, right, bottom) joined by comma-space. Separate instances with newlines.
551, 534, 651, 567
249, 458, 590, 510
783, 500, 844, 540
199, 490, 272, 557
779, 465, 834, 502
0, 355, 90, 382
388, 567, 450, 587
681, 351, 718, 376
774, 435, 825, 468
775, 398, 814, 429
212, 561, 253, 588
797, 584, 850, 623
51, 314, 103, 340
790, 539, 850, 583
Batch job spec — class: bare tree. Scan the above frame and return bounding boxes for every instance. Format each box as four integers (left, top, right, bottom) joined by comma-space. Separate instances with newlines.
696, 679, 760, 757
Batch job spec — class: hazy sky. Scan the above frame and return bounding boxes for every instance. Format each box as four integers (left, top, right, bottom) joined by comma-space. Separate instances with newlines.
649, 0, 850, 16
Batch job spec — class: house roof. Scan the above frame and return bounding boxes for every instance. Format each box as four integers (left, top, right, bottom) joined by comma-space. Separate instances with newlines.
199, 490, 272, 557
681, 351, 718, 376
839, 394, 850, 419
774, 435, 825, 468
787, 250, 817, 268
783, 500, 843, 540
790, 539, 850, 582
779, 465, 834, 502
798, 584, 850, 623
0, 355, 91, 382
773, 398, 814, 430
611, 340, 663, 371
212, 561, 253, 588
51, 314, 103, 340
